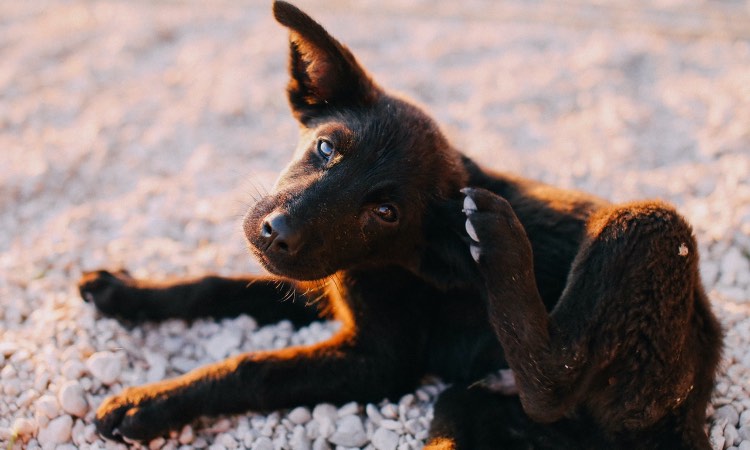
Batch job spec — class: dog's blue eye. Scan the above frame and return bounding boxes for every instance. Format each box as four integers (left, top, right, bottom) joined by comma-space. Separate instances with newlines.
317, 139, 334, 160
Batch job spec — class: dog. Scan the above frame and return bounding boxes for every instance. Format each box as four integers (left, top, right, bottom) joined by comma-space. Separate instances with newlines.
78, 2, 722, 448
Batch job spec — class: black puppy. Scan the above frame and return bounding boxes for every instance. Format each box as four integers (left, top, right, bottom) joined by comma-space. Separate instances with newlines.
79, 2, 722, 448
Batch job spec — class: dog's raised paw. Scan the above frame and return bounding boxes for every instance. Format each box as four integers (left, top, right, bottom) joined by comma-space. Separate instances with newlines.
460, 187, 532, 267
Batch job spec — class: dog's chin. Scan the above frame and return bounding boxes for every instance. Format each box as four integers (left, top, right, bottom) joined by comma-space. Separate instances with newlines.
249, 245, 334, 281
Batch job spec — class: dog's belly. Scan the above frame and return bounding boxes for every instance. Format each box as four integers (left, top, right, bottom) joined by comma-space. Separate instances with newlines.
425, 292, 508, 383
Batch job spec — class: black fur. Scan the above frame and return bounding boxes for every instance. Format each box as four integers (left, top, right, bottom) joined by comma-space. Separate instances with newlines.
78, 2, 722, 448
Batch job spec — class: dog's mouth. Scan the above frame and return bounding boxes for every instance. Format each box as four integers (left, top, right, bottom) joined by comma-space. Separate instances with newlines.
243, 208, 334, 281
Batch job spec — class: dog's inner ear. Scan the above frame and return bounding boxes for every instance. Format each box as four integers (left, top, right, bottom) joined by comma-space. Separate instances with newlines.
273, 1, 380, 124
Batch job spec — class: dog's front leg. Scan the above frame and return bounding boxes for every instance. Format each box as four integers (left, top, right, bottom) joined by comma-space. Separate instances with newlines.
94, 330, 418, 442
460, 188, 582, 424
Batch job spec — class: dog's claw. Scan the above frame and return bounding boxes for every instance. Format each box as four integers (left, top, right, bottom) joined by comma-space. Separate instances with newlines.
461, 189, 478, 213
465, 218, 479, 242
470, 244, 481, 262
462, 195, 477, 214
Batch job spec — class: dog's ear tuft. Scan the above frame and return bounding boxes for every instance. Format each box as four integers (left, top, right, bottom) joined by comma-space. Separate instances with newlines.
273, 1, 380, 125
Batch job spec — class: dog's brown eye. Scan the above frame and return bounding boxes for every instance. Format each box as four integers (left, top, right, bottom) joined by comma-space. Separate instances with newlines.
373, 204, 398, 223
317, 139, 334, 160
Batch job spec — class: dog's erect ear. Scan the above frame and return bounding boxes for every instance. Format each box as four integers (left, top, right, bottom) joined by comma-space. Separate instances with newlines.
273, 1, 380, 124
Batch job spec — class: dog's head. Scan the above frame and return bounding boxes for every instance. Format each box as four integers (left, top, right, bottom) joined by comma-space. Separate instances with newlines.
244, 1, 467, 281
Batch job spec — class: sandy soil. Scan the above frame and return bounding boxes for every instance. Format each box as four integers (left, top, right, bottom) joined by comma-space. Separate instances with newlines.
1, 1, 749, 449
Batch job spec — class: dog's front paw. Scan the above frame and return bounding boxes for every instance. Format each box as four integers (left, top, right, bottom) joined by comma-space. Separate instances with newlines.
78, 269, 140, 319
461, 188, 533, 270
95, 385, 180, 442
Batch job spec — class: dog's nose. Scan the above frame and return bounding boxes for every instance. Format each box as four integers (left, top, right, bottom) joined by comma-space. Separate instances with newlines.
260, 211, 302, 255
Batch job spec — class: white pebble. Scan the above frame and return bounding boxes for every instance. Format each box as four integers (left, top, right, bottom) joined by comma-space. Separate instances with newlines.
371, 428, 399, 450
251, 436, 273, 450
312, 437, 331, 450
62, 359, 85, 379
4, 379, 20, 396
217, 432, 238, 449
725, 425, 740, 447
740, 410, 750, 428
718, 405, 741, 427
329, 415, 368, 448
205, 329, 242, 360
11, 417, 36, 438
149, 436, 166, 450
380, 404, 398, 419
379, 420, 403, 432
338, 401, 359, 417
36, 394, 60, 419
178, 425, 195, 444
58, 380, 88, 417
56, 444, 78, 450
289, 425, 311, 450
312, 403, 338, 423
37, 414, 73, 445
86, 351, 122, 385
739, 441, 750, 450
288, 406, 312, 425
366, 404, 383, 425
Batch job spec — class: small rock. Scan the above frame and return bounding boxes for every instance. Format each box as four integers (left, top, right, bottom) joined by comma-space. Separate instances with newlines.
739, 426, 750, 441
178, 425, 195, 445
725, 425, 739, 447
739, 441, 750, 450
312, 403, 338, 423
144, 351, 167, 383
717, 405, 740, 427
0, 342, 18, 357
11, 417, 36, 438
289, 406, 312, 425
289, 425, 311, 450
58, 380, 88, 417
217, 432, 238, 449
329, 415, 368, 448
149, 436, 166, 450
398, 394, 414, 408
371, 428, 399, 450
338, 401, 359, 417
62, 359, 85, 379
86, 351, 122, 385
379, 420, 403, 432
37, 414, 73, 445
741, 410, 750, 427
251, 436, 273, 450
4, 379, 20, 396
205, 329, 242, 360
366, 404, 383, 425
36, 394, 60, 419
380, 404, 398, 419
312, 437, 331, 450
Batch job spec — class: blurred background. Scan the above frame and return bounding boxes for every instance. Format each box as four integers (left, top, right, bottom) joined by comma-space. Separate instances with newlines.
1, 1, 749, 449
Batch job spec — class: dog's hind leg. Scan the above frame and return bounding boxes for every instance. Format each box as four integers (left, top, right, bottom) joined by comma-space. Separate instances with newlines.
461, 188, 721, 449
78, 270, 321, 326
427, 384, 547, 450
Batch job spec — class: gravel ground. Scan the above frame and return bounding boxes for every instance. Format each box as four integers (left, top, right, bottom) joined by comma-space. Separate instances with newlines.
2, 1, 750, 449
